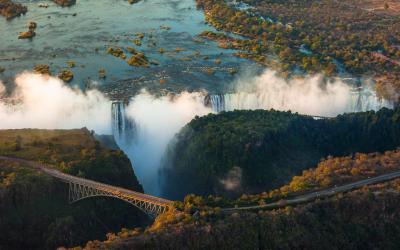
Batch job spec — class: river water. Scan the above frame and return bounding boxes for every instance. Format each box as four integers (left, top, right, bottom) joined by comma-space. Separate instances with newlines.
0, 0, 254, 97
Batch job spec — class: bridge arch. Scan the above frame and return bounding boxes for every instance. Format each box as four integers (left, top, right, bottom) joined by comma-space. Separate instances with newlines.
67, 181, 172, 217
0, 156, 174, 218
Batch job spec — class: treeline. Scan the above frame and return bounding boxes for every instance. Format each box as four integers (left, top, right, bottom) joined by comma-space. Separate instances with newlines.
161, 108, 400, 199
0, 129, 146, 250
233, 149, 400, 207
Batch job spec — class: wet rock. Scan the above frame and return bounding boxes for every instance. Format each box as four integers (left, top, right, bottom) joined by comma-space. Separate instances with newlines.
19, 22, 37, 39
18, 30, 35, 39
58, 69, 74, 82
67, 61, 76, 68
205, 67, 215, 75
149, 60, 159, 65
135, 33, 145, 39
0, 67, 5, 73
33, 64, 51, 75
38, 3, 49, 8
160, 25, 171, 30
107, 47, 126, 59
98, 69, 106, 79
126, 46, 137, 54
0, 0, 27, 20
28, 21, 37, 31
126, 53, 149, 67
132, 39, 142, 46
53, 0, 76, 7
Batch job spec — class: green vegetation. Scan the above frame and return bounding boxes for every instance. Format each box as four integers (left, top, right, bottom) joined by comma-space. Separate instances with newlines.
232, 149, 400, 207
0, 0, 27, 19
33, 64, 51, 75
161, 108, 400, 199
80, 176, 400, 249
0, 129, 146, 250
58, 69, 74, 82
107, 46, 151, 67
196, 0, 400, 103
107, 47, 127, 59
127, 52, 149, 67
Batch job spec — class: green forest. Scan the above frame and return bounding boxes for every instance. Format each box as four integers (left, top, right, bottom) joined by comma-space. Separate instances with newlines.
161, 108, 400, 199
81, 169, 400, 250
0, 129, 147, 250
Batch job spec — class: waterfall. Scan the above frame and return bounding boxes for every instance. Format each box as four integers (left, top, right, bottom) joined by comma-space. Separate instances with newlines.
111, 101, 136, 146
205, 87, 391, 116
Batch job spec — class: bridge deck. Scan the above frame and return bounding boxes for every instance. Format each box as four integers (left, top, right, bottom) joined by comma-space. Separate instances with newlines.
0, 156, 173, 207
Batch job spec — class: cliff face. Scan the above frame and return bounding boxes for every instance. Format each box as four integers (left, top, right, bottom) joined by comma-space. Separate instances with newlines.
0, 128, 146, 250
161, 108, 400, 199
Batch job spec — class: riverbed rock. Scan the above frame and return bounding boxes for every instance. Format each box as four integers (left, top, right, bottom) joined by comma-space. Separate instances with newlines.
33, 64, 51, 75
132, 39, 142, 46
28, 21, 37, 31
58, 69, 74, 82
67, 60, 76, 68
128, 0, 140, 4
0, 0, 27, 19
107, 47, 126, 59
98, 69, 106, 79
18, 21, 37, 39
135, 33, 145, 39
53, 0, 76, 7
126, 46, 137, 54
38, 3, 49, 8
126, 53, 149, 67
18, 30, 35, 39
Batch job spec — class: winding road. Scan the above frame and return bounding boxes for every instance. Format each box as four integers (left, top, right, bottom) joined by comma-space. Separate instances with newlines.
223, 170, 400, 212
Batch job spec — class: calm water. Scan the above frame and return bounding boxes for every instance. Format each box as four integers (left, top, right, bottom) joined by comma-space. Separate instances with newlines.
0, 0, 255, 98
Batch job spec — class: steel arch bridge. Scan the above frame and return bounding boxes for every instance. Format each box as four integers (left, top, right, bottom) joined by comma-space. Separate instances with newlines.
0, 156, 174, 217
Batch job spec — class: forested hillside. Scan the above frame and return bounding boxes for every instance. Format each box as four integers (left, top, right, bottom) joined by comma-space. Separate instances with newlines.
80, 164, 400, 249
161, 108, 400, 198
0, 129, 146, 250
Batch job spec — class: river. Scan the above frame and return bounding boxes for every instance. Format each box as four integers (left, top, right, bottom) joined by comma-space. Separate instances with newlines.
0, 0, 255, 97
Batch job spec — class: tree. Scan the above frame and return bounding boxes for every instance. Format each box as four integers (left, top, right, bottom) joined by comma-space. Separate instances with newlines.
14, 136, 22, 151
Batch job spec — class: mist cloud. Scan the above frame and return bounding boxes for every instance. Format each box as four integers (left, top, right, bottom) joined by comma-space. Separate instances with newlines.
220, 166, 242, 191
0, 73, 111, 134
226, 69, 390, 116
120, 90, 212, 195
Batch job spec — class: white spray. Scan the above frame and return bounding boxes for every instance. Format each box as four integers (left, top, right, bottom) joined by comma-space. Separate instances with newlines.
117, 90, 212, 195
0, 73, 111, 133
